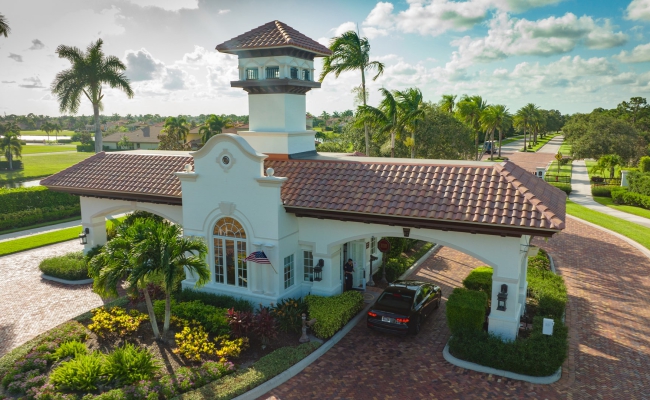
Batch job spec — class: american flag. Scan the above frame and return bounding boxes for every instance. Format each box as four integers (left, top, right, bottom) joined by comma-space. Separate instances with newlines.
245, 251, 271, 264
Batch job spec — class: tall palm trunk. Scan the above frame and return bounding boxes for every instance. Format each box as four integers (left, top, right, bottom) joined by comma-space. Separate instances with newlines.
143, 287, 161, 339
164, 294, 172, 338
523, 126, 527, 152
390, 130, 395, 158
93, 103, 102, 153
8, 151, 12, 170
361, 69, 370, 156
411, 130, 415, 159
475, 130, 480, 161
498, 128, 503, 158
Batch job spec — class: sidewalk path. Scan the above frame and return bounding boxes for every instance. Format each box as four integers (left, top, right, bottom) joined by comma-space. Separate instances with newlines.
0, 219, 81, 243
570, 160, 650, 229
537, 135, 563, 154
22, 151, 77, 157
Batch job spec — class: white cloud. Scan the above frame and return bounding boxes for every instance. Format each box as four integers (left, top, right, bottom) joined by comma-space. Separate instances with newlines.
124, 48, 164, 81
626, 0, 650, 21
28, 39, 45, 50
492, 0, 565, 12
333, 21, 357, 36
615, 42, 650, 63
218, 9, 230, 14
19, 76, 44, 89
126, 0, 198, 11
162, 68, 187, 90
446, 12, 627, 70
8, 53, 23, 62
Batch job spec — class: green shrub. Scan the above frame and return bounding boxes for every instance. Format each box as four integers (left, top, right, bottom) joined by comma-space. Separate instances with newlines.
51, 340, 88, 361
628, 170, 650, 196
372, 242, 434, 282
0, 205, 80, 231
270, 297, 308, 333
0, 160, 23, 170
154, 300, 229, 335
446, 288, 487, 335
448, 316, 568, 377
639, 156, 650, 173
77, 144, 95, 152
38, 251, 89, 281
528, 266, 567, 320
176, 342, 320, 400
174, 289, 254, 312
0, 187, 79, 214
305, 291, 364, 339
462, 266, 493, 293
103, 343, 159, 385
611, 186, 650, 210
528, 250, 551, 271
548, 182, 571, 194
0, 321, 88, 380
88, 307, 148, 337
49, 352, 104, 391
591, 185, 616, 198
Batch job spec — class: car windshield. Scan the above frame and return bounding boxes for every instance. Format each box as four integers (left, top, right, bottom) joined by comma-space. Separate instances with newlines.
377, 291, 414, 310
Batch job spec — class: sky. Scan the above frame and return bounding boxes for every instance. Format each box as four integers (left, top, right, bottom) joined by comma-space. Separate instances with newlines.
1, 0, 650, 117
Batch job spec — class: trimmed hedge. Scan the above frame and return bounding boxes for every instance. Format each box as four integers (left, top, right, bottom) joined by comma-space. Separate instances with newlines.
611, 187, 650, 210
639, 156, 650, 173
0, 205, 80, 231
305, 291, 364, 339
173, 289, 254, 312
372, 242, 434, 282
38, 251, 89, 281
77, 144, 95, 152
446, 288, 487, 335
153, 300, 229, 335
448, 316, 568, 377
591, 185, 616, 198
0, 160, 23, 170
462, 266, 493, 294
0, 186, 79, 214
177, 342, 321, 400
548, 182, 571, 195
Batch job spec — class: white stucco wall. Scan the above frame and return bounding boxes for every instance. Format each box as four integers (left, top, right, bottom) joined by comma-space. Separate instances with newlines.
248, 94, 307, 133
238, 55, 314, 81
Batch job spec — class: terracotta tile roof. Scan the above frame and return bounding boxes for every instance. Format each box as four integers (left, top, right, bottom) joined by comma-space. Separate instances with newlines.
216, 21, 332, 56
41, 153, 566, 233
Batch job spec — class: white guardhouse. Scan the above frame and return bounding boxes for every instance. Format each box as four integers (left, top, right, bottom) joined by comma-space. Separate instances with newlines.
42, 21, 566, 341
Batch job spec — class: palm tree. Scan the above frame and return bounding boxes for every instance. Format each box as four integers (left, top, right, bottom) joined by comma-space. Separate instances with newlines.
480, 105, 511, 161
357, 88, 400, 157
51, 39, 134, 153
0, 122, 21, 170
440, 94, 457, 114
320, 30, 385, 156
162, 116, 190, 144
0, 13, 10, 38
514, 103, 538, 152
198, 114, 231, 144
531, 110, 545, 146
52, 123, 62, 143
41, 121, 55, 143
395, 88, 425, 159
319, 111, 330, 129
456, 95, 487, 160
131, 221, 209, 338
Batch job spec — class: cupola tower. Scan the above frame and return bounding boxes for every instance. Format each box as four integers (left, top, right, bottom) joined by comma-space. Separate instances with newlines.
216, 21, 331, 158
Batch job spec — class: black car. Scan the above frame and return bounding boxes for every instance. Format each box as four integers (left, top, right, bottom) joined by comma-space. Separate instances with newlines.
367, 280, 442, 335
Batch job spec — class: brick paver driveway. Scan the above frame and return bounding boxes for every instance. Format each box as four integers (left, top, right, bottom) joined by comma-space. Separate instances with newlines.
0, 241, 109, 357
263, 217, 650, 399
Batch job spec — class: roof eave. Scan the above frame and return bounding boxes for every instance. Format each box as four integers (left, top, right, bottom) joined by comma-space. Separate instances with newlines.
43, 185, 183, 206
216, 44, 331, 57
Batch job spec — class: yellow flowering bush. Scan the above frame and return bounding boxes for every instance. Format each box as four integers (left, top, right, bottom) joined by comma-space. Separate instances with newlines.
88, 307, 148, 337
215, 336, 249, 361
173, 324, 216, 361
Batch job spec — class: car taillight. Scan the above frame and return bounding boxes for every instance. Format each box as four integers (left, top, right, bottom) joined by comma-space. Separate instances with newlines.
368, 311, 377, 317
396, 317, 409, 323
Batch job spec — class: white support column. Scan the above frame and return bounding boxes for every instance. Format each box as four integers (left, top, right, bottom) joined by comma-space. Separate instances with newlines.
82, 217, 107, 254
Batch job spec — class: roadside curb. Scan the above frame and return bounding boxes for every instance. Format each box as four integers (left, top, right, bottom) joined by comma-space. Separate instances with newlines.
442, 342, 561, 384
566, 214, 650, 261
41, 274, 93, 285
398, 244, 442, 280
233, 299, 375, 400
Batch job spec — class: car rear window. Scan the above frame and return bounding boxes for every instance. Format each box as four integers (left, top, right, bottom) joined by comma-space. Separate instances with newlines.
377, 292, 414, 310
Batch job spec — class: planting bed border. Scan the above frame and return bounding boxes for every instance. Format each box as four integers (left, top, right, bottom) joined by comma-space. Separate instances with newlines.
41, 273, 93, 285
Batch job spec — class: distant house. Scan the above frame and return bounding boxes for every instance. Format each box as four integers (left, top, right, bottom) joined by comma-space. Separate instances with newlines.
103, 125, 164, 150
186, 124, 250, 150
306, 113, 314, 129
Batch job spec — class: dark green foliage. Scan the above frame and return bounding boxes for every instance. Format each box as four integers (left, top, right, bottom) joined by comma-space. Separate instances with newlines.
49, 352, 104, 391
77, 144, 94, 152
462, 266, 493, 293
548, 182, 571, 194
446, 288, 487, 335
174, 289, 254, 312
103, 343, 159, 385
305, 291, 364, 339
0, 187, 79, 214
528, 249, 551, 271
591, 186, 616, 198
563, 113, 642, 161
639, 156, 650, 173
627, 170, 650, 196
50, 340, 88, 361
0, 160, 23, 170
612, 186, 650, 209
153, 300, 229, 335
270, 297, 308, 333
448, 316, 568, 377
372, 242, 433, 282
39, 251, 89, 280
0, 204, 80, 231
527, 251, 567, 320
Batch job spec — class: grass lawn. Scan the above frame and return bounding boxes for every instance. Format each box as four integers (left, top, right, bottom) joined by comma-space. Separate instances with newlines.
585, 160, 623, 179
0, 152, 92, 183
566, 200, 650, 250
0, 216, 81, 235
0, 226, 81, 256
19, 130, 74, 137
526, 133, 560, 152
559, 142, 571, 156
22, 145, 77, 154
592, 196, 650, 220
499, 134, 524, 146
547, 160, 572, 177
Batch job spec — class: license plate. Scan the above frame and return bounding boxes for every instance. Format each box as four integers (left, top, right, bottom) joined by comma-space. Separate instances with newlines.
382, 316, 394, 323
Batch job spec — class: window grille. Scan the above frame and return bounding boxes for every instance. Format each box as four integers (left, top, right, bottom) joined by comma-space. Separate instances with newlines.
213, 217, 247, 288
266, 66, 280, 79
303, 251, 313, 281
302, 69, 310, 81
284, 254, 295, 289
290, 67, 298, 79
246, 68, 258, 80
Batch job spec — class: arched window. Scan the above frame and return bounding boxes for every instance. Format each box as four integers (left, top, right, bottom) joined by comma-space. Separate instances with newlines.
213, 217, 247, 287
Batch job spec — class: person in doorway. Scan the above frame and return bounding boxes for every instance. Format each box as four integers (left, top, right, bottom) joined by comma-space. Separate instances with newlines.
344, 258, 354, 291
